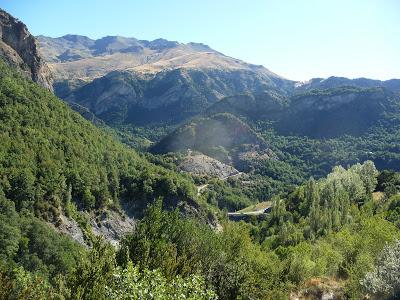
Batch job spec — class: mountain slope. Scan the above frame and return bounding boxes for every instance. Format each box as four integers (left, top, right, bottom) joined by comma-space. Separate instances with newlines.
205, 90, 288, 121
276, 87, 400, 138
65, 68, 290, 126
0, 59, 213, 228
38, 34, 284, 76
37, 34, 294, 129
38, 34, 292, 92
196, 86, 400, 179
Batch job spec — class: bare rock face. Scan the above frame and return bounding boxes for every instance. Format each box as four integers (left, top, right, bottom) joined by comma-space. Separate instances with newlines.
56, 214, 86, 245
0, 9, 53, 90
91, 210, 136, 247
55, 210, 136, 247
179, 152, 239, 179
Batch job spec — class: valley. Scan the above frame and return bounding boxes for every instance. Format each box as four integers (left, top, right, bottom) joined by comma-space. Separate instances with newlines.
0, 5, 400, 300
36, 34, 400, 189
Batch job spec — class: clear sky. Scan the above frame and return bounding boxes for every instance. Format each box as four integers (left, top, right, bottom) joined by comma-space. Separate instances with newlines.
1, 0, 399, 81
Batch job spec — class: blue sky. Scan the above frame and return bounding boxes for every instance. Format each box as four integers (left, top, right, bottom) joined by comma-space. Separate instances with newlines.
1, 0, 399, 80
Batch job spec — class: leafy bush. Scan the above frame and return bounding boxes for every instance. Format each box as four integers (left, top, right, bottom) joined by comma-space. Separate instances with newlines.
361, 240, 400, 298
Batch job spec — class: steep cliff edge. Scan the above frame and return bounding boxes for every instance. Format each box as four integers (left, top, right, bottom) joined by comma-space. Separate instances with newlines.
0, 8, 52, 90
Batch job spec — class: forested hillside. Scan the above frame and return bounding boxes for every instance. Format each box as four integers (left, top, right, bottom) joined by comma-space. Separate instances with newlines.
0, 56, 218, 297
0, 59, 219, 225
2, 148, 400, 299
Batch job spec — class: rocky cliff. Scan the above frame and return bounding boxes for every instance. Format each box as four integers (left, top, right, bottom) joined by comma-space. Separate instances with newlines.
0, 9, 52, 90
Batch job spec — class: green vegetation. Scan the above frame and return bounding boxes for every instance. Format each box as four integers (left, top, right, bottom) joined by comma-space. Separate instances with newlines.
0, 233, 216, 300
255, 123, 400, 181
0, 194, 83, 280
0, 59, 216, 299
113, 162, 400, 299
2, 149, 400, 299
2, 47, 400, 299
0, 60, 205, 224
118, 199, 283, 300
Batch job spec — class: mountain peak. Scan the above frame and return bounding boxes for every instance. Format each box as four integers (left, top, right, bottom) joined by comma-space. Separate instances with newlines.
147, 38, 179, 50
61, 34, 94, 45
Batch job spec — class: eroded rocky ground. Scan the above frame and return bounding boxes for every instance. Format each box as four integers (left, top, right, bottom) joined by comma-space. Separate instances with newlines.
179, 152, 239, 179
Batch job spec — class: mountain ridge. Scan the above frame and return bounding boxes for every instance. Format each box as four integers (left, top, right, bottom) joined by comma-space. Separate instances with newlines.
37, 34, 284, 78
295, 76, 400, 93
205, 86, 400, 138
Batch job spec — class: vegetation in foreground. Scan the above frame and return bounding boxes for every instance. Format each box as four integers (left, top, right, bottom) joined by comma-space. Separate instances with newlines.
1, 159, 400, 299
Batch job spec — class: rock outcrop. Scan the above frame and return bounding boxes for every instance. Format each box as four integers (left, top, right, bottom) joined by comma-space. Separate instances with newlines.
179, 152, 239, 179
0, 9, 52, 90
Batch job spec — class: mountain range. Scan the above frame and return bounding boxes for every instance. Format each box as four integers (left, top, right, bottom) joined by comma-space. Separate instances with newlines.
37, 34, 297, 128
37, 34, 400, 133
33, 32, 400, 179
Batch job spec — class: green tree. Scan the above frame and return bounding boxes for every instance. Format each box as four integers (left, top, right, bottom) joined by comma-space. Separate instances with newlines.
66, 237, 115, 300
